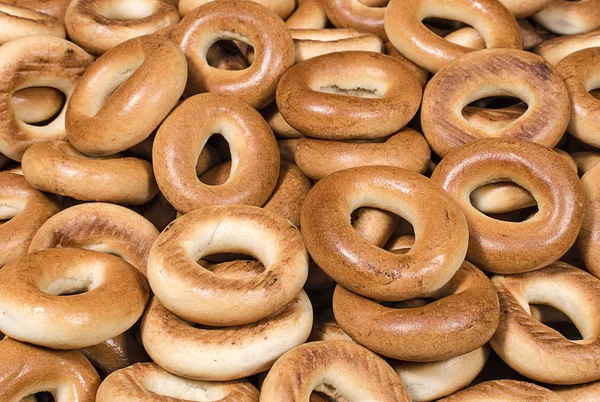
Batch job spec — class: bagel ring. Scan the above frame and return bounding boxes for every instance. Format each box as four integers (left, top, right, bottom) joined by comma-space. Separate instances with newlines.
0, 3, 65, 44
22, 141, 158, 205
29, 202, 159, 276
535, 29, 600, 65
285, 0, 327, 29
141, 292, 312, 381
533, 0, 600, 35
66, 34, 187, 156
171, 0, 294, 109
277, 51, 422, 140
572, 151, 600, 176
301, 165, 469, 301
438, 380, 562, 401
431, 138, 584, 274
0, 35, 93, 161
65, 0, 180, 55
0, 172, 59, 268
321, 0, 387, 40
179, 0, 295, 19
291, 28, 384, 63
0, 337, 101, 401
153, 93, 280, 214
421, 49, 570, 158
0, 248, 149, 349
260, 340, 411, 402
147, 205, 308, 326
12, 87, 64, 125
490, 262, 600, 384
333, 261, 499, 361
384, 0, 522, 73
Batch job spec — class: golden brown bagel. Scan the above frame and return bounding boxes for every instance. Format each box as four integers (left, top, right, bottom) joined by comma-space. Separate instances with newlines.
0, 3, 65, 44
29, 202, 159, 276
171, 0, 294, 108
576, 162, 600, 278
0, 35, 93, 161
0, 248, 149, 349
277, 51, 422, 140
533, 0, 600, 35
491, 262, 600, 384
384, 42, 429, 87
301, 165, 469, 301
179, 0, 294, 19
66, 35, 187, 156
97, 362, 259, 401
65, 0, 180, 55
80, 332, 148, 376
439, 380, 562, 401
572, 151, 600, 176
535, 28, 600, 65
153, 93, 279, 214
321, 0, 387, 40
431, 138, 584, 274
12, 87, 64, 125
6, 0, 72, 22
291, 28, 384, 63
260, 341, 411, 402
385, 0, 522, 73
22, 141, 158, 205
0, 172, 58, 268
421, 49, 570, 157
0, 337, 100, 401
286, 0, 327, 29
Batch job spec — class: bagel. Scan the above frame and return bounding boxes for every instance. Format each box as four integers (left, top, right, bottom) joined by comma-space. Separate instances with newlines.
153, 93, 279, 214
431, 138, 584, 274
0, 248, 149, 349
439, 380, 562, 401
171, 0, 294, 108
6, 0, 72, 22
552, 381, 600, 402
66, 35, 187, 156
576, 162, 600, 279
421, 49, 570, 157
0, 3, 65, 44
139, 192, 177, 232
533, 0, 600, 35
291, 28, 384, 63
499, 0, 549, 18
262, 103, 303, 139
12, 87, 64, 125
536, 28, 600, 65
97, 362, 259, 402
321, 0, 387, 40
286, 0, 327, 29
80, 332, 148, 375
384, 42, 429, 87
572, 151, 600, 176
179, 0, 295, 19
65, 0, 180, 55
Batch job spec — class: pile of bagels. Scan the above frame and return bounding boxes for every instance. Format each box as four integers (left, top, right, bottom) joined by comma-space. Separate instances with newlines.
1, 0, 600, 400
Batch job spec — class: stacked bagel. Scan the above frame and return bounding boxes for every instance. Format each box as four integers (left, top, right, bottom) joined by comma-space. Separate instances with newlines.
1, 0, 600, 401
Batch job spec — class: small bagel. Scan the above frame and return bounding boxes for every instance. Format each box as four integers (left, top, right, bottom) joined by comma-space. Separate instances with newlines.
6, 0, 71, 22
533, 0, 600, 35
277, 51, 422, 140
291, 29, 384, 63
301, 165, 469, 301
0, 35, 93, 161
141, 292, 312, 381
439, 380, 562, 401
321, 0, 387, 40
147, 205, 308, 326
80, 332, 148, 375
0, 337, 100, 401
0, 172, 59, 267
29, 202, 159, 276
179, 0, 295, 19
286, 0, 327, 29
12, 87, 64, 125
490, 262, 600, 384
333, 261, 499, 361
97, 362, 259, 402
499, 0, 549, 18
260, 341, 411, 402
153, 93, 279, 214
385, 0, 522, 73
172, 0, 294, 108
22, 141, 158, 205
431, 138, 584, 274
65, 0, 180, 55
293, 127, 430, 180
0, 3, 65, 44
536, 29, 600, 65
421, 49, 570, 158
0, 248, 149, 349
66, 35, 187, 156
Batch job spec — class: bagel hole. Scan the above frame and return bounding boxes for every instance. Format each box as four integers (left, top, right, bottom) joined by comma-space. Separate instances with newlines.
143, 373, 226, 401
422, 17, 470, 38
470, 181, 538, 222
96, 0, 160, 20
199, 253, 266, 279
198, 135, 232, 185
316, 84, 381, 98
357, 0, 389, 7
351, 209, 414, 250
23, 393, 55, 402
0, 200, 26, 222
43, 276, 97, 296
12, 87, 66, 126
530, 304, 583, 341
312, 384, 349, 401
206, 40, 252, 70
590, 88, 600, 100
465, 96, 524, 110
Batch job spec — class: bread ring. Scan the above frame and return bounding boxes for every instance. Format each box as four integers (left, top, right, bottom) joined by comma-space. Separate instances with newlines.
0, 248, 149, 349
65, 0, 180, 55
533, 0, 600, 35
499, 0, 549, 18
572, 151, 600, 176
66, 35, 187, 156
148, 205, 308, 326
556, 48, 600, 148
431, 138, 584, 274
321, 0, 387, 40
12, 87, 64, 125
0, 35, 93, 161
384, 42, 429, 87
552, 381, 600, 402
179, 0, 294, 19
576, 163, 600, 278
286, 0, 327, 29
97, 362, 259, 402
277, 51, 422, 140
153, 93, 279, 214
0, 3, 65, 44
333, 261, 499, 361
421, 49, 570, 158
0, 172, 58, 268
171, 0, 294, 109
490, 262, 600, 384
0, 337, 100, 401
22, 141, 158, 205
301, 165, 468, 301
7, 0, 71, 22
28, 202, 159, 276
438, 380, 562, 401
260, 340, 411, 402
294, 127, 430, 180
291, 29, 383, 63
536, 29, 600, 65
385, 0, 522, 73
141, 292, 312, 381
80, 332, 148, 376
